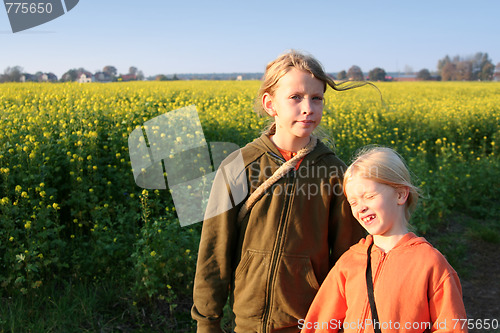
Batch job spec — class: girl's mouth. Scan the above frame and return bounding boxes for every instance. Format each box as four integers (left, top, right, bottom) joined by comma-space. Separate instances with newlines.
361, 214, 376, 225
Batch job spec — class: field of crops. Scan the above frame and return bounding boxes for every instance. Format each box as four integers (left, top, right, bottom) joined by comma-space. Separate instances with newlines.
1, 81, 499, 330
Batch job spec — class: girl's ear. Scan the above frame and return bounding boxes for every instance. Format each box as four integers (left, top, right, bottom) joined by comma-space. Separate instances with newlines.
397, 186, 410, 205
262, 92, 276, 117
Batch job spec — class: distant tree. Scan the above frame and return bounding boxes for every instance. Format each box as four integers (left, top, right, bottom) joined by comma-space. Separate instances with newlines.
60, 68, 91, 82
437, 55, 451, 73
480, 62, 494, 81
438, 52, 494, 81
129, 66, 138, 75
34, 71, 44, 82
347, 65, 364, 81
441, 62, 457, 81
1, 66, 23, 82
103, 65, 117, 79
368, 67, 386, 81
117, 66, 143, 81
417, 69, 431, 80
456, 61, 472, 81
337, 70, 347, 80
474, 53, 494, 80
155, 74, 168, 81
470, 53, 492, 80
136, 70, 144, 81
46, 73, 58, 82
61, 69, 78, 82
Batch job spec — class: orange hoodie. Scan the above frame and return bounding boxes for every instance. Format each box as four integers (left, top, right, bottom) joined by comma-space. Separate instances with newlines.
300, 233, 467, 333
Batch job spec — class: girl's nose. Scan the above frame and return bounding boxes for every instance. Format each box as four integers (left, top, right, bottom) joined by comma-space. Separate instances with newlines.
302, 100, 313, 114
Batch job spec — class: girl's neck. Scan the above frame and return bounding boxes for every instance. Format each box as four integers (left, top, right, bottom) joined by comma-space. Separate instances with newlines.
270, 133, 311, 152
372, 228, 409, 253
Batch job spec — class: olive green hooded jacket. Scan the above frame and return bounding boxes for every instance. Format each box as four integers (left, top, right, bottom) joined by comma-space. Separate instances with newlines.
192, 134, 364, 333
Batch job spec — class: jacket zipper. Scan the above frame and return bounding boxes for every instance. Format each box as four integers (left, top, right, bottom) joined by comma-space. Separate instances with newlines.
266, 151, 286, 164
373, 252, 387, 283
261, 169, 296, 333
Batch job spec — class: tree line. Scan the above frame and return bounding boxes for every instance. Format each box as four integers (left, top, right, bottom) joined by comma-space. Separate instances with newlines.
1, 52, 498, 83
0, 65, 145, 83
338, 52, 498, 82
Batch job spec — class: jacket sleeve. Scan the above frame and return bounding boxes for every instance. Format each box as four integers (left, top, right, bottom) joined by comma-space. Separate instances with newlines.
328, 165, 365, 266
191, 165, 241, 333
301, 265, 347, 333
428, 269, 468, 333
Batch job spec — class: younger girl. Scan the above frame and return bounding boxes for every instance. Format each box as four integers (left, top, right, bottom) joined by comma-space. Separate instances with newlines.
301, 146, 467, 333
191, 50, 366, 332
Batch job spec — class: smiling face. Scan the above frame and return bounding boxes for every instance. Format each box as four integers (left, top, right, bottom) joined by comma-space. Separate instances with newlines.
345, 173, 409, 239
262, 68, 324, 151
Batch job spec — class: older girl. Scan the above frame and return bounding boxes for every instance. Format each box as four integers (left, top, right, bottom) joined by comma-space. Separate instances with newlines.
191, 50, 366, 333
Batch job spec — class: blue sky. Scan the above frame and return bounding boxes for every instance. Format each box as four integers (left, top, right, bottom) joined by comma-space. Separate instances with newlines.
1, 0, 499, 79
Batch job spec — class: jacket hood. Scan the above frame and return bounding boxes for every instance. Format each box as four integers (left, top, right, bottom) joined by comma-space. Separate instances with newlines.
242, 133, 335, 166
351, 232, 430, 254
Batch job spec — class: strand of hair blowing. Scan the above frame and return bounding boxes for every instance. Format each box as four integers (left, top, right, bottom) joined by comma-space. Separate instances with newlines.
237, 136, 318, 222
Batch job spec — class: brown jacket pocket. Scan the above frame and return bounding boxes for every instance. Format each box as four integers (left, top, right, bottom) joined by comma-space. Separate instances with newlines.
272, 254, 320, 326
233, 250, 271, 321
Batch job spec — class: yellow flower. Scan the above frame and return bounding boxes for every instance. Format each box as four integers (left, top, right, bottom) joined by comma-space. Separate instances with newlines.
150, 251, 157, 257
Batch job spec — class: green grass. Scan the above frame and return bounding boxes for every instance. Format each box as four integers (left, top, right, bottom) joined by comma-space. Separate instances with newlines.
424, 206, 500, 280
0, 280, 195, 333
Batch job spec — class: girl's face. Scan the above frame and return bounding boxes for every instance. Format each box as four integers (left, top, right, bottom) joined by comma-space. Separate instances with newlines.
263, 68, 324, 149
345, 173, 408, 238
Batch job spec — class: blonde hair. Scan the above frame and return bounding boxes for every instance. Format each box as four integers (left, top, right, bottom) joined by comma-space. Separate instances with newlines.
343, 146, 421, 222
255, 49, 371, 136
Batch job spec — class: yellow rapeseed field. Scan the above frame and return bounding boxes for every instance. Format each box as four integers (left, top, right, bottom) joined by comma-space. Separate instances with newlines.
0, 81, 499, 294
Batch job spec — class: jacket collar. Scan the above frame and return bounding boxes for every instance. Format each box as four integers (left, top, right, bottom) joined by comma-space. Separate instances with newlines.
352, 232, 430, 254
244, 133, 334, 166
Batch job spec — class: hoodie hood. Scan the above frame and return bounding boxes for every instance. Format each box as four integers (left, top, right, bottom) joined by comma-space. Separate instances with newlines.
351, 232, 430, 254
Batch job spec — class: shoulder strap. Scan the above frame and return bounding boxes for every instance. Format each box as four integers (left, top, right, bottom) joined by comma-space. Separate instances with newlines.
236, 136, 317, 222
366, 242, 382, 333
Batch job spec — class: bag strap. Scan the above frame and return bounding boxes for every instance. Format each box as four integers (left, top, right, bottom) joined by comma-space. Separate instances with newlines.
236, 136, 317, 222
366, 242, 382, 333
